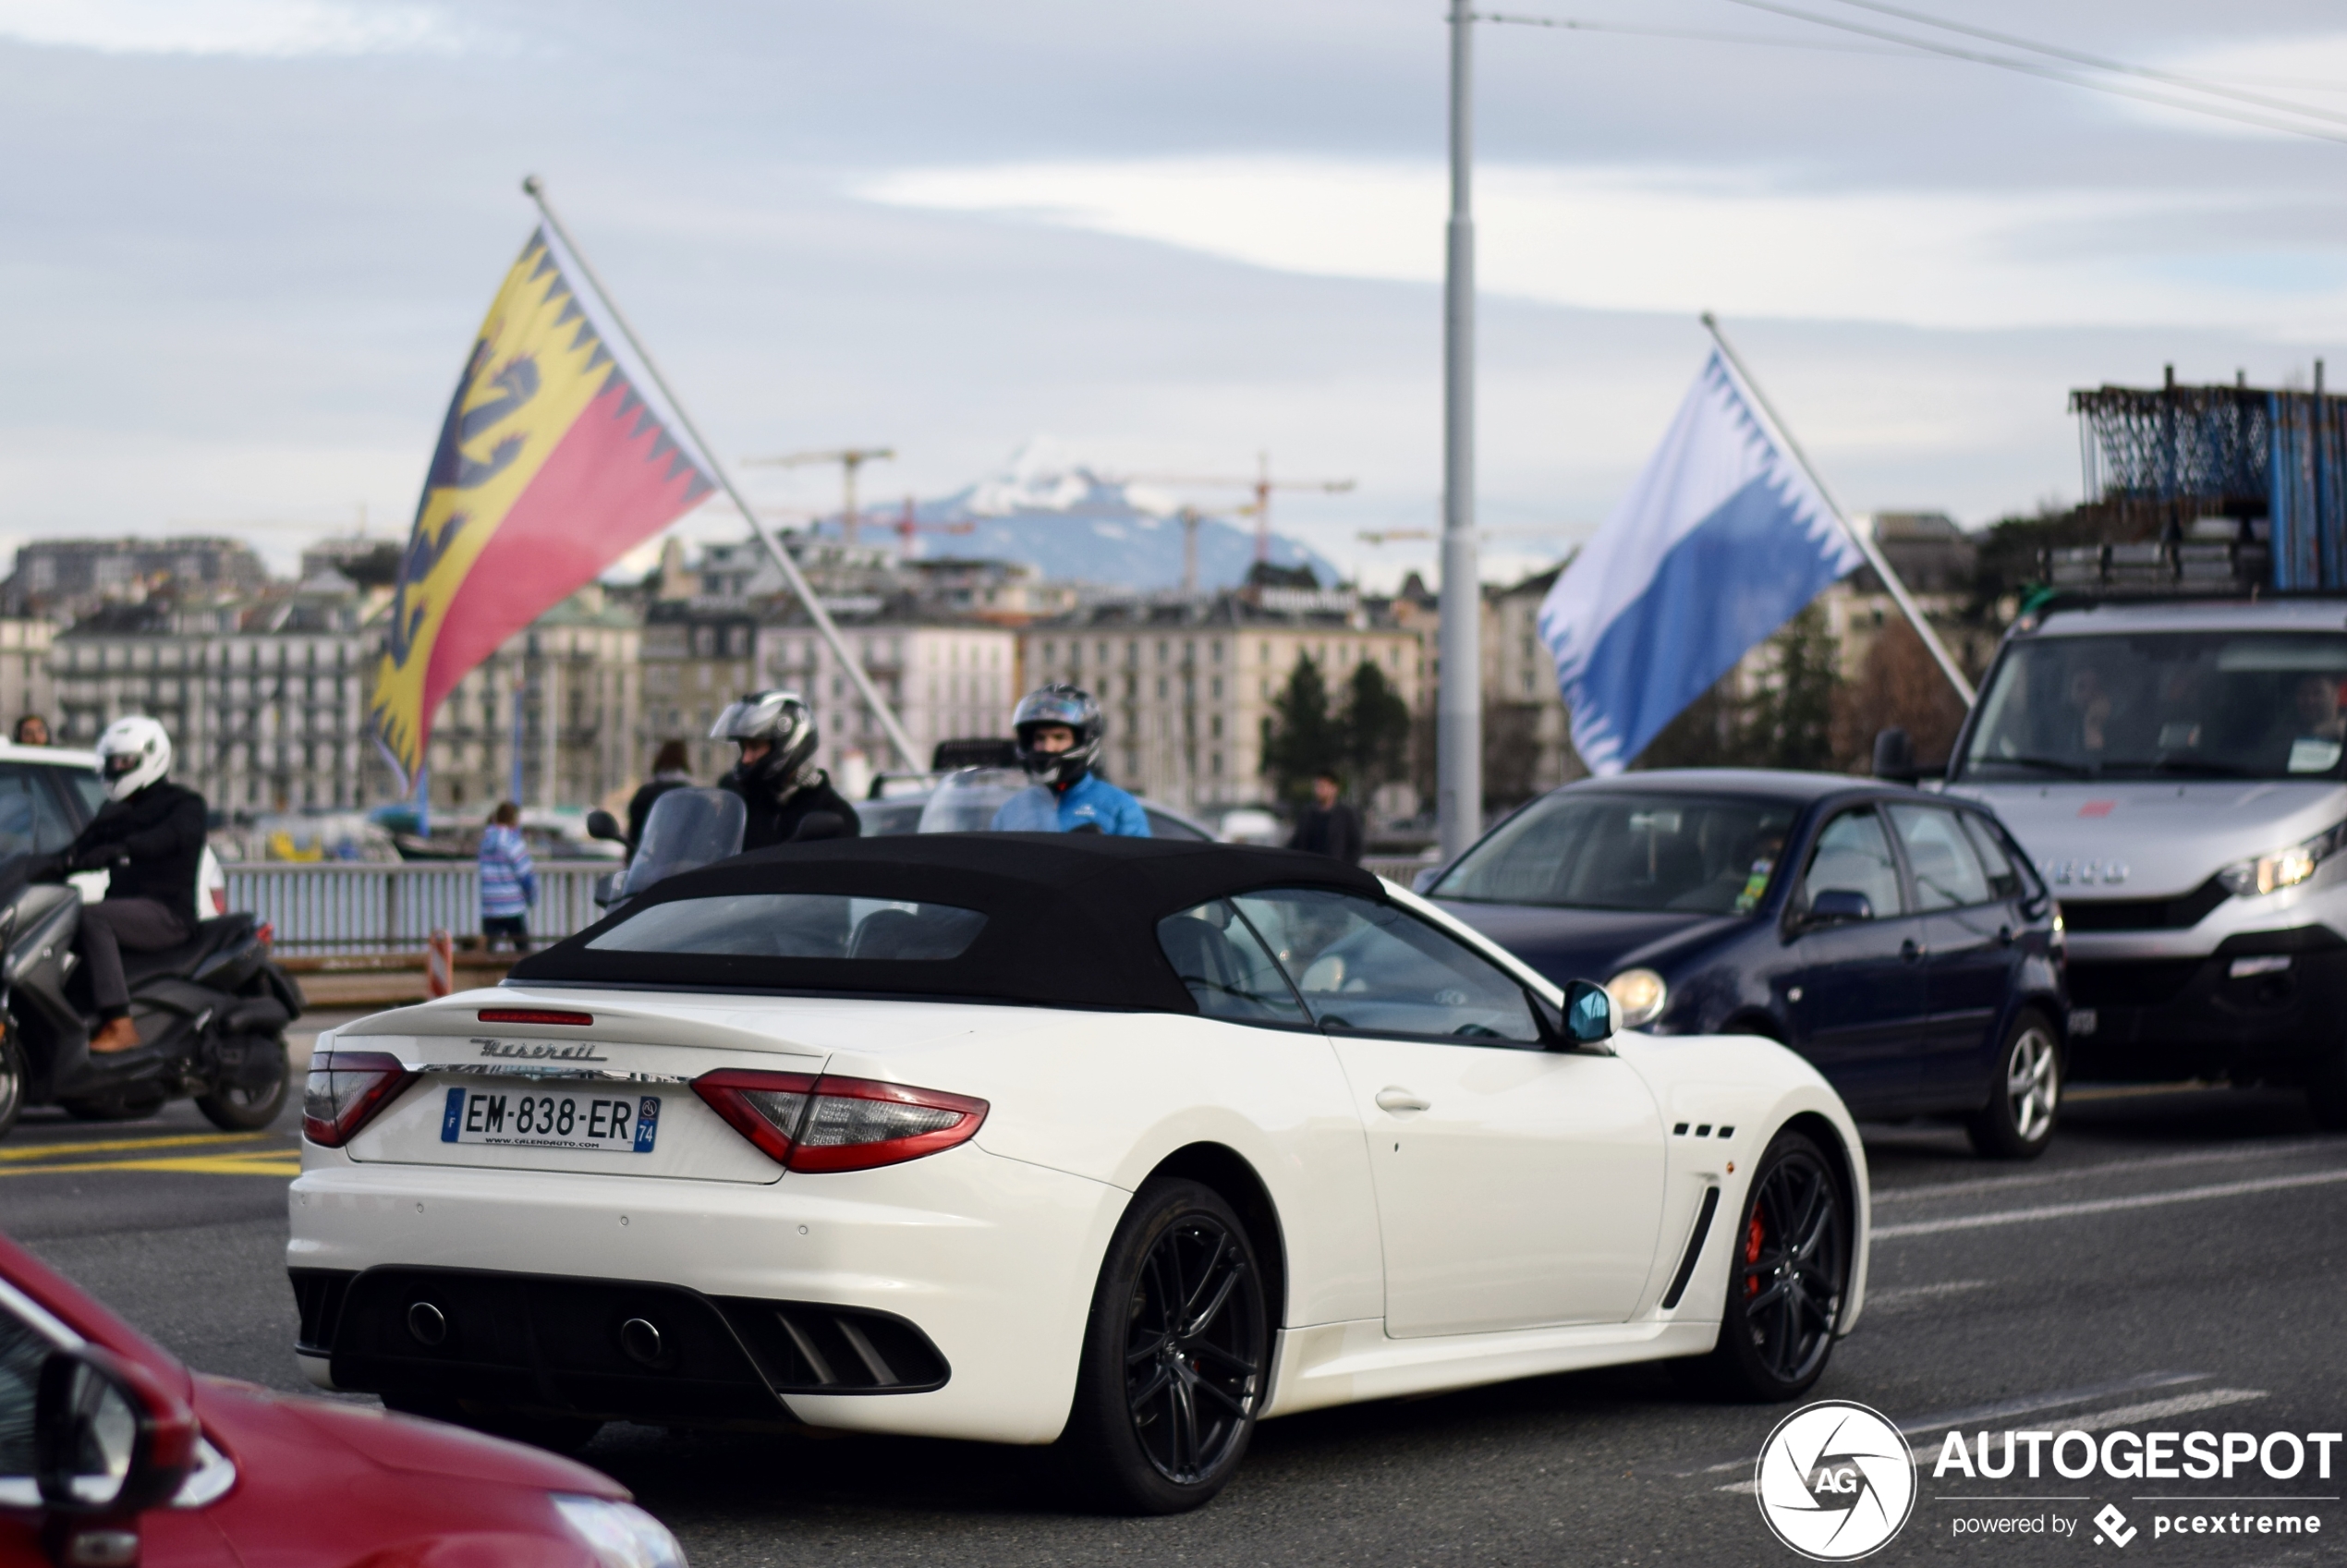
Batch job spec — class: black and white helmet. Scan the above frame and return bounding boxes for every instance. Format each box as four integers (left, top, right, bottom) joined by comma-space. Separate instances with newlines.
1012, 684, 1103, 789
710, 689, 819, 795
96, 716, 172, 802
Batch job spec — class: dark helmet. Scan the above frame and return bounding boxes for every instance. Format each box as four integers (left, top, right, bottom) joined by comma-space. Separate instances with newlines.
710, 689, 819, 796
1012, 684, 1103, 789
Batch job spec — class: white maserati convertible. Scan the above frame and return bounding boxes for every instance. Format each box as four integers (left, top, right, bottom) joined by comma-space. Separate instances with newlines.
287, 834, 1869, 1513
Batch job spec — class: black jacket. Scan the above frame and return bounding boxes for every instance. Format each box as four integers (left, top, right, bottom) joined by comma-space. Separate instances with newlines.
724, 769, 862, 853
1287, 802, 1364, 865
70, 780, 208, 925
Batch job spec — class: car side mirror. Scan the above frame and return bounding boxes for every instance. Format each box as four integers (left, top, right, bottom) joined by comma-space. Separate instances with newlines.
1550, 978, 1615, 1051
1871, 726, 1921, 784
585, 809, 625, 843
1805, 889, 1873, 926
35, 1346, 196, 1561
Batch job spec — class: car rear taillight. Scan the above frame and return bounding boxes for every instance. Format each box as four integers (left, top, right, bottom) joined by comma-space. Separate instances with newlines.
693, 1070, 988, 1173
302, 1051, 416, 1148
479, 1008, 593, 1026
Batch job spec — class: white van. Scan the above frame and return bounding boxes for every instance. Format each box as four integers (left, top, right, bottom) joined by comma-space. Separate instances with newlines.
1944, 598, 2347, 1126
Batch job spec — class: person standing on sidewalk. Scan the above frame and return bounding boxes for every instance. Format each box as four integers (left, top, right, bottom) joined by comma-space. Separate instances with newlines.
479, 801, 537, 952
1287, 770, 1364, 864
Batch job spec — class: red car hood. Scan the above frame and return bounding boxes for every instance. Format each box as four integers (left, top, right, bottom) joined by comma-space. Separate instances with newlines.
193, 1377, 621, 1495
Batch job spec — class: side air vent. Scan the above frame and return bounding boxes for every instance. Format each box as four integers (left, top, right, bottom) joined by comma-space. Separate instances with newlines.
715, 1299, 949, 1392
1660, 1186, 1721, 1311
289, 1269, 356, 1355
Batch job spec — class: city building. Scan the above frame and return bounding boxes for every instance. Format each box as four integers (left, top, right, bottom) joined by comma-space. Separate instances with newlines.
3, 536, 268, 620
0, 620, 56, 736
415, 586, 643, 816
1019, 589, 1427, 818
639, 598, 762, 784
760, 608, 1018, 792
52, 574, 384, 812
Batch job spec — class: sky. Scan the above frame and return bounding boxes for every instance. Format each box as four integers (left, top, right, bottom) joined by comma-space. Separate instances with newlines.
6, 0, 2347, 590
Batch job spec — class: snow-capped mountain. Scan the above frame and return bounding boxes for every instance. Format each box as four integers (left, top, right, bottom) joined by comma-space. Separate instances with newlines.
820, 438, 1340, 592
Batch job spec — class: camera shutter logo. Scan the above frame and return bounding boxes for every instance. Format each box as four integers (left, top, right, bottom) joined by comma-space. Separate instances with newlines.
1754, 1400, 1916, 1561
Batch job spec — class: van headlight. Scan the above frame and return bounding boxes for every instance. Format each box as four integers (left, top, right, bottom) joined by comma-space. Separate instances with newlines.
1605, 968, 1668, 1029
2217, 820, 2347, 897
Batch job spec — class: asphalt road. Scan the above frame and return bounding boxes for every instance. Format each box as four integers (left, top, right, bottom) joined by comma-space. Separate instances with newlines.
7, 1045, 2343, 1568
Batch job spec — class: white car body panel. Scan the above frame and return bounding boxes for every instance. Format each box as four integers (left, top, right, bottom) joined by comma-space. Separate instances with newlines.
290, 887, 1869, 1446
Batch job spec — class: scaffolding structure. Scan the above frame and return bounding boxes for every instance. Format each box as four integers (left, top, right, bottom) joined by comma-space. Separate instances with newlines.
2063, 368, 2347, 590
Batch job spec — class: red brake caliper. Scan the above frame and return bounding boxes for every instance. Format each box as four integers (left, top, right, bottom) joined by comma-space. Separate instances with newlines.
1744, 1210, 1766, 1297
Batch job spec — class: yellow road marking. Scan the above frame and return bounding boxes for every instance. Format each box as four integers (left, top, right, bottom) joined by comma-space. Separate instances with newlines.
0, 1131, 273, 1162
0, 1149, 300, 1178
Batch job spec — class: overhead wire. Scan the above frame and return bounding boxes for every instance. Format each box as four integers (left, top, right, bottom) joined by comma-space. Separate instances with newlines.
1718, 0, 2347, 147
1818, 0, 2347, 130
1473, 5, 2347, 148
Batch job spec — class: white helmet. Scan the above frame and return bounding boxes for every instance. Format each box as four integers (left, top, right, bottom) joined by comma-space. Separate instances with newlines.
96, 716, 172, 802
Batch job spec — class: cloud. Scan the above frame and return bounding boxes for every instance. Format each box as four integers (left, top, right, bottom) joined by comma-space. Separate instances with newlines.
0, 0, 467, 57
862, 154, 2347, 334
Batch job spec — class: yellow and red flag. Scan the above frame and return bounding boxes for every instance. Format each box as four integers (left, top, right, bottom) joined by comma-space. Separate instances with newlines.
369, 225, 717, 788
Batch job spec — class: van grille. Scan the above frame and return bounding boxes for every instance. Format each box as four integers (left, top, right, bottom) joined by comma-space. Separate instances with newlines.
2061, 880, 2229, 931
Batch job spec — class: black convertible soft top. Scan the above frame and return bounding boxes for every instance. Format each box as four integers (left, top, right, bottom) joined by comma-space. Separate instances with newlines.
505, 833, 1385, 1012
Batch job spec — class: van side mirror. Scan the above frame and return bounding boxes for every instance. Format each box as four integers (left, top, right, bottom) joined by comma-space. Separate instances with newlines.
1806, 889, 1873, 925
1559, 979, 1616, 1049
585, 809, 625, 843
1872, 727, 1920, 784
36, 1346, 196, 1562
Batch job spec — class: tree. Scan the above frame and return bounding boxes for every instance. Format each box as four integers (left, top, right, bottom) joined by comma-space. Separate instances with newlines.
1338, 660, 1412, 798
1742, 604, 1841, 771
1830, 615, 1970, 770
1259, 654, 1341, 805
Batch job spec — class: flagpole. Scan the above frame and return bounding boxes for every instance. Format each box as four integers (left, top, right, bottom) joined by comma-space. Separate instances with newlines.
1700, 313, 1976, 707
1437, 0, 1483, 861
520, 176, 924, 773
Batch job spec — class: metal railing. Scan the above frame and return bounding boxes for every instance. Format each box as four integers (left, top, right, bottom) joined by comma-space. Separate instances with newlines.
225, 862, 613, 955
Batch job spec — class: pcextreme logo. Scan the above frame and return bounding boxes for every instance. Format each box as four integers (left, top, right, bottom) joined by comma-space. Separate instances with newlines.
1756, 1401, 1919, 1561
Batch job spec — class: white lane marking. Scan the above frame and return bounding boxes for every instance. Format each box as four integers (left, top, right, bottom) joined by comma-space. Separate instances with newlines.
1874, 1168, 2347, 1239
1873, 1139, 2347, 1206
1718, 1391, 2270, 1492
1865, 1280, 1990, 1310
1688, 1372, 2208, 1474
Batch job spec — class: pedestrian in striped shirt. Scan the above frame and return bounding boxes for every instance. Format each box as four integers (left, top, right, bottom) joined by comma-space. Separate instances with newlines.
479, 801, 537, 953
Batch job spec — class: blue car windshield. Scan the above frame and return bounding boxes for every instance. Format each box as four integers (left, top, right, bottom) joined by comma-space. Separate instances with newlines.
1432, 794, 1797, 914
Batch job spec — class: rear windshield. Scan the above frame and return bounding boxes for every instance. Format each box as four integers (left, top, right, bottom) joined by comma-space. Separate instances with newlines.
1429, 793, 1798, 913
1961, 630, 2347, 782
587, 894, 986, 960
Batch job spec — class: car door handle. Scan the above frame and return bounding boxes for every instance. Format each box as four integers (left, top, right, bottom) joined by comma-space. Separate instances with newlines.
1375, 1088, 1431, 1113
1900, 939, 1923, 963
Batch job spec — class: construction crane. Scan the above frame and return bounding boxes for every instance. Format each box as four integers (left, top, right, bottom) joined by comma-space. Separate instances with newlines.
1118, 453, 1356, 576
888, 496, 975, 563
744, 447, 895, 547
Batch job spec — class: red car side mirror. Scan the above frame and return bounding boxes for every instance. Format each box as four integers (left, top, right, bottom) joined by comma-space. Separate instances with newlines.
35, 1346, 197, 1566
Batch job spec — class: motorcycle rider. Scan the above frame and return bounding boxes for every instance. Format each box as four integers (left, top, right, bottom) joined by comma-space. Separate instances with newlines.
711, 690, 861, 850
991, 685, 1149, 836
60, 718, 208, 1054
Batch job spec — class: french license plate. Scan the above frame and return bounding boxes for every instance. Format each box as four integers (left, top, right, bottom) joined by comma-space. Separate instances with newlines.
440, 1086, 661, 1153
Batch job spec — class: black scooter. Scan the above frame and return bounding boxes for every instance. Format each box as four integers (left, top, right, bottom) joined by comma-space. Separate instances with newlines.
0, 855, 303, 1140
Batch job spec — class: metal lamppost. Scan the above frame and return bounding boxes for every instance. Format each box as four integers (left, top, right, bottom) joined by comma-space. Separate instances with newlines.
1437, 0, 1482, 860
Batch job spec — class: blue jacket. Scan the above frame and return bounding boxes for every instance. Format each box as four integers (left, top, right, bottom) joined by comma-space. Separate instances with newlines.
990, 773, 1151, 837
478, 824, 537, 918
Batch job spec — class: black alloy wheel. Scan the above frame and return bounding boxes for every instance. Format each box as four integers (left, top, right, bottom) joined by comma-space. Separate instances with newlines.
1062, 1178, 1269, 1513
1694, 1129, 1848, 1402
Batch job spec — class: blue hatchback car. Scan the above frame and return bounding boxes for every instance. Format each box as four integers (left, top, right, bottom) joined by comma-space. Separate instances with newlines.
1425, 770, 2068, 1158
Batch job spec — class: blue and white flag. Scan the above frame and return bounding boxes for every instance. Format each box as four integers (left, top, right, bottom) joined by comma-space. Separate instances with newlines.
1537, 349, 1864, 775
